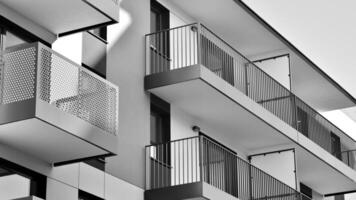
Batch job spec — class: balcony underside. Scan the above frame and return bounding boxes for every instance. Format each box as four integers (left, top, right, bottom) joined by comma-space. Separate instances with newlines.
145, 182, 237, 200
1, 0, 119, 35
145, 65, 356, 194
0, 99, 117, 165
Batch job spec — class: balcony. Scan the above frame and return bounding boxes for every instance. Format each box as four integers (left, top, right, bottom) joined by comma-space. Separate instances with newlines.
0, 0, 119, 36
145, 136, 312, 200
0, 42, 119, 164
144, 23, 356, 194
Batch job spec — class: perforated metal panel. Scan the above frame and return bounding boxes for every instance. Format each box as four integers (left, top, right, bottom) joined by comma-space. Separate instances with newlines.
79, 70, 118, 135
1, 47, 36, 104
0, 43, 119, 135
38, 48, 80, 117
37, 45, 118, 135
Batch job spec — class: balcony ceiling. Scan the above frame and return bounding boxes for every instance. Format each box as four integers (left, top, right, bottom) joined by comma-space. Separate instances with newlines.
0, 118, 108, 164
161, 0, 355, 111
1, 0, 116, 35
296, 144, 356, 194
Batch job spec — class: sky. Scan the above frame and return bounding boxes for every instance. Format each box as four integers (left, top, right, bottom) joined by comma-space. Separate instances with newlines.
242, 0, 356, 140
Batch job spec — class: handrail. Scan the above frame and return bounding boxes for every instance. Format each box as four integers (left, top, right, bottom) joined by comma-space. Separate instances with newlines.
145, 23, 356, 167
146, 135, 310, 200
145, 135, 199, 148
145, 22, 198, 36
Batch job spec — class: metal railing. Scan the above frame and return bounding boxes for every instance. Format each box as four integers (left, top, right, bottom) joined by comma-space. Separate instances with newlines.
1, 42, 119, 135
145, 23, 356, 168
342, 150, 356, 169
145, 136, 312, 200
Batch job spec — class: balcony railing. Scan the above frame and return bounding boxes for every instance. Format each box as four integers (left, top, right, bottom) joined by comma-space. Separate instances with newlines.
145, 23, 356, 169
146, 136, 312, 200
342, 150, 356, 169
1, 42, 119, 135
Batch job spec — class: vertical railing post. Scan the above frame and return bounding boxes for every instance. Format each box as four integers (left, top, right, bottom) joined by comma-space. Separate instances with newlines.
199, 135, 204, 183
248, 156, 253, 200
145, 146, 151, 190
197, 23, 202, 66
145, 35, 151, 75
292, 94, 299, 130
244, 63, 249, 96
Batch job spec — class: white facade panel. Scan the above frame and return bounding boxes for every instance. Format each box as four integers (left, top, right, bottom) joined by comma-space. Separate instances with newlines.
46, 178, 78, 200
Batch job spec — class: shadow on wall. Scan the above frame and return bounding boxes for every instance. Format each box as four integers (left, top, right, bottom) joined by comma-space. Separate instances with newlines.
107, 6, 133, 51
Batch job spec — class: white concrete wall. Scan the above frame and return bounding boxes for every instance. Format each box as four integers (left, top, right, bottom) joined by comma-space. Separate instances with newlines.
52, 33, 83, 65
171, 105, 248, 158
171, 105, 199, 140
249, 49, 290, 89
253, 55, 290, 89
105, 0, 151, 189
250, 150, 296, 189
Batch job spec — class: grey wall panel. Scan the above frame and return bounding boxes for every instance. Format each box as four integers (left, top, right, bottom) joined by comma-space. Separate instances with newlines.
105, 0, 151, 189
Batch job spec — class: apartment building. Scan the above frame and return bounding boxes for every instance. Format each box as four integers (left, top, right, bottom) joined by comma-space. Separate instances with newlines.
0, 0, 355, 200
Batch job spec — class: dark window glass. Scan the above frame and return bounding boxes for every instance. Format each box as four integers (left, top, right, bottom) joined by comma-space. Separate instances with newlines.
88, 27, 107, 41
331, 132, 341, 160
83, 158, 106, 171
150, 95, 170, 145
297, 107, 309, 137
79, 190, 103, 200
300, 183, 312, 199
150, 0, 169, 32
150, 95, 171, 187
150, 0, 170, 72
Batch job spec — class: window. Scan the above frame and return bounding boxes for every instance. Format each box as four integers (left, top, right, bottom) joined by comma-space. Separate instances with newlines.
300, 183, 312, 200
150, 0, 170, 72
83, 158, 106, 171
150, 94, 170, 146
88, 27, 107, 41
150, 0, 169, 33
331, 132, 341, 160
0, 158, 46, 199
297, 107, 309, 137
150, 94, 171, 187
79, 190, 103, 200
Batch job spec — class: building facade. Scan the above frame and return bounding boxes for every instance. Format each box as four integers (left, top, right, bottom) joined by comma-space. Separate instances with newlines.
0, 0, 355, 199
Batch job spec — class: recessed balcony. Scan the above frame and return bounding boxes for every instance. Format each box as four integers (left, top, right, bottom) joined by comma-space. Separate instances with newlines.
0, 0, 119, 35
0, 42, 119, 164
145, 136, 311, 200
144, 23, 356, 194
